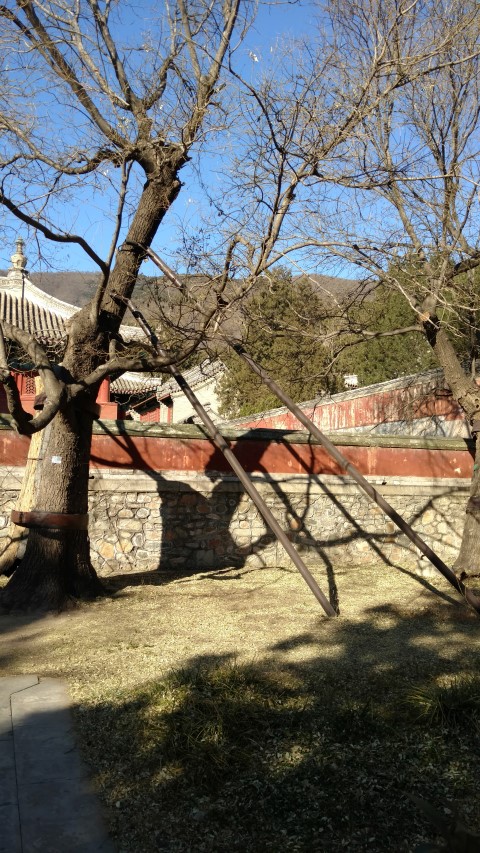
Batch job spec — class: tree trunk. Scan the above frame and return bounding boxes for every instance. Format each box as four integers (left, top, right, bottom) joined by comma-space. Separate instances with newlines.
100, 164, 182, 324
454, 433, 480, 580
423, 317, 480, 582
0, 168, 182, 611
0, 402, 103, 610
0, 422, 43, 576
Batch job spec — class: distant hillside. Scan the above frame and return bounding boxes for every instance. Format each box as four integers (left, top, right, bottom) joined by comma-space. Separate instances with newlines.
306, 274, 364, 302
30, 271, 100, 306
26, 270, 360, 308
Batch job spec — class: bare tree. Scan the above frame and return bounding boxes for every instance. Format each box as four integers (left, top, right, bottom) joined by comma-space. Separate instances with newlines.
0, 0, 477, 610
0, 0, 248, 609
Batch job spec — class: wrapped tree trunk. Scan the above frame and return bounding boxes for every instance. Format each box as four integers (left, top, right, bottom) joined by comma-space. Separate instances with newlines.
0, 146, 188, 610
0, 401, 102, 611
0, 295, 109, 609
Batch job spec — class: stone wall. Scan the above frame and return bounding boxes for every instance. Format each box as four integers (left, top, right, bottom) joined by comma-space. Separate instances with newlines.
0, 418, 474, 581
0, 465, 470, 580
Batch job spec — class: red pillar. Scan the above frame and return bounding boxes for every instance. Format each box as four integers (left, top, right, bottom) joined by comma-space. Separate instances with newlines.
97, 378, 118, 420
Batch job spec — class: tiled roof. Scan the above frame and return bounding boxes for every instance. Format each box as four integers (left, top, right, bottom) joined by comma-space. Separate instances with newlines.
111, 360, 225, 395
155, 359, 224, 398
0, 291, 67, 345
0, 273, 142, 346
110, 372, 162, 394
0, 266, 222, 395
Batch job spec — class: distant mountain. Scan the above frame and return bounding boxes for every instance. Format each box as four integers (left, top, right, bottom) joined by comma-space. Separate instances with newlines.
30, 271, 101, 306
25, 270, 360, 307
305, 274, 364, 302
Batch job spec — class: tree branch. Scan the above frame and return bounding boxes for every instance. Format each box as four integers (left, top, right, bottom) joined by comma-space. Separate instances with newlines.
0, 322, 66, 435
3, 0, 127, 148
0, 188, 108, 272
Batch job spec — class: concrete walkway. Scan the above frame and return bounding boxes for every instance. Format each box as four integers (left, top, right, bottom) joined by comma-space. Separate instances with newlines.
0, 676, 115, 853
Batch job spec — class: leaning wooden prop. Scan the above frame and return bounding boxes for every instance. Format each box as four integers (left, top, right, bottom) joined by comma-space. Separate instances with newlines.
135, 246, 480, 618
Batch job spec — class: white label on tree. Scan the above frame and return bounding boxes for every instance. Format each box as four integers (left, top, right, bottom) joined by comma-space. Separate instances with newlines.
51, 455, 62, 464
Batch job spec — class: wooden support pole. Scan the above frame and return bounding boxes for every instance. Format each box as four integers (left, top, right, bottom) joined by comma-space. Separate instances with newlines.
230, 341, 480, 616
118, 295, 337, 617
163, 366, 337, 616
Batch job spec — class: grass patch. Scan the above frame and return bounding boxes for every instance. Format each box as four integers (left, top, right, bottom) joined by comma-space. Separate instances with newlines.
2, 563, 480, 851
406, 677, 480, 728
76, 659, 480, 852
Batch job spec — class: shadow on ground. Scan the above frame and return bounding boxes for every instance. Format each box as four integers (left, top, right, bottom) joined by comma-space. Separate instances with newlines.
74, 600, 480, 853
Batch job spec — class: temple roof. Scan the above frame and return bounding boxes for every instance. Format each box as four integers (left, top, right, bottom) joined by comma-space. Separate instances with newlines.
110, 372, 164, 394
155, 358, 224, 399
0, 240, 143, 347
0, 290, 68, 345
0, 241, 224, 395
110, 360, 224, 395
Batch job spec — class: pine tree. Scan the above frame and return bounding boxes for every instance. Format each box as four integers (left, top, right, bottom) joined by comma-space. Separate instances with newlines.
337, 285, 437, 385
218, 272, 338, 417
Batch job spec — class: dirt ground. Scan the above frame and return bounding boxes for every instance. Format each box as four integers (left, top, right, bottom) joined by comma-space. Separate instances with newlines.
1, 560, 479, 703
3, 562, 480, 853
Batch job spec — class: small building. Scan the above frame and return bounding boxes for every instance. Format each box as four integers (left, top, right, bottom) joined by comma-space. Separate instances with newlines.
110, 359, 224, 424
154, 359, 224, 424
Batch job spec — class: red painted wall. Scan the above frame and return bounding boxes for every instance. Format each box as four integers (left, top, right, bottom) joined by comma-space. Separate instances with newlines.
88, 433, 473, 479
1, 421, 471, 480
232, 377, 465, 432
0, 429, 30, 466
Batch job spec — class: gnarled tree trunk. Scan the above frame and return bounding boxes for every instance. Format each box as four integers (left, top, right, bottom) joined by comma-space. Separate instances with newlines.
0, 0, 245, 611
0, 170, 182, 610
0, 378, 45, 576
454, 434, 480, 580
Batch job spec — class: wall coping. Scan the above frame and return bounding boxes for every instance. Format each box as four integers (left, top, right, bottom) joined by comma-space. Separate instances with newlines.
0, 413, 474, 452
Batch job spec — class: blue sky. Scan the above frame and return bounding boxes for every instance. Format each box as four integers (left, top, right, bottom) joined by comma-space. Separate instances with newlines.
1, 1, 320, 277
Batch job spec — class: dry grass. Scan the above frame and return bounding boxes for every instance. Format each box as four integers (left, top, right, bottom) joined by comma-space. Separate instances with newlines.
1, 561, 480, 852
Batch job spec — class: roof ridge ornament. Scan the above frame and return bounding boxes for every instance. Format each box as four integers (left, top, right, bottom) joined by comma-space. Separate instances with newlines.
8, 237, 28, 277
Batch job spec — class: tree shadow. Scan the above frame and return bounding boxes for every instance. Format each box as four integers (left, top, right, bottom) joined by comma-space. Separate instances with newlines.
252, 436, 461, 613
90, 424, 277, 573
0, 606, 53, 671
90, 422, 469, 616
73, 602, 480, 853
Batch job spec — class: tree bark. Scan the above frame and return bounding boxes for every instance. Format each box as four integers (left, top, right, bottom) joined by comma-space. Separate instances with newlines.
454, 434, 480, 579
101, 162, 183, 326
0, 169, 182, 611
424, 317, 480, 581
0, 378, 45, 576
0, 402, 102, 610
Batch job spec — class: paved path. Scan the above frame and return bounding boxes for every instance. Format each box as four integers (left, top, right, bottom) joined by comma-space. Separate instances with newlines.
0, 676, 115, 853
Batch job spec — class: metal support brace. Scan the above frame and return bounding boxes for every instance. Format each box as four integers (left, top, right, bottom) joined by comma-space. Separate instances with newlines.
119, 297, 336, 618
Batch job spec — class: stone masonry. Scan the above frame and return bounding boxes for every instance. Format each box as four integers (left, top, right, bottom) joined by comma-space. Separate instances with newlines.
0, 466, 470, 580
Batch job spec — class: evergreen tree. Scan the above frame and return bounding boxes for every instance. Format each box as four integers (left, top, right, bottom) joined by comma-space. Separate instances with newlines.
337, 285, 437, 385
218, 272, 337, 417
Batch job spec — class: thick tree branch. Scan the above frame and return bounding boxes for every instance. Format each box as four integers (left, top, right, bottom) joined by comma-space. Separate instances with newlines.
423, 315, 480, 422
0, 322, 66, 435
